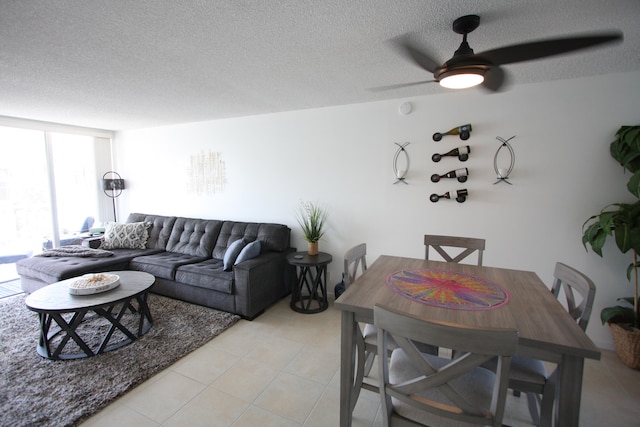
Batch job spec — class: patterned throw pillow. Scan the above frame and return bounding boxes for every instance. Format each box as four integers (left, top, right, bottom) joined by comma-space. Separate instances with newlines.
100, 221, 151, 250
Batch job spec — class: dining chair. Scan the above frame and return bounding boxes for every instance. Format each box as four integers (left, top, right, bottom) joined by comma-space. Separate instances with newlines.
346, 244, 434, 388
344, 243, 367, 290
508, 262, 597, 427
374, 304, 518, 427
424, 234, 486, 265
421, 234, 486, 360
343, 244, 386, 388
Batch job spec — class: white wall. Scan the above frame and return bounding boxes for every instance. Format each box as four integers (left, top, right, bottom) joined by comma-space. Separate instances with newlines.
114, 70, 640, 350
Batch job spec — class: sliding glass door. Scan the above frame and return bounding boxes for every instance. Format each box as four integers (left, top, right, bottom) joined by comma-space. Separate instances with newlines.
0, 125, 111, 281
0, 127, 51, 262
47, 132, 100, 248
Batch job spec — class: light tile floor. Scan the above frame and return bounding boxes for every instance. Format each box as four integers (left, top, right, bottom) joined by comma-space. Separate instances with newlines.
82, 297, 640, 427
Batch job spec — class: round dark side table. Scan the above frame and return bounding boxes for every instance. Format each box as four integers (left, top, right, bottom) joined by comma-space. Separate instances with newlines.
286, 251, 332, 313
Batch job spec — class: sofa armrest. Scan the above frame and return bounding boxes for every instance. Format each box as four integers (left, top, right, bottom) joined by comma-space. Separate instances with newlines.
232, 252, 290, 319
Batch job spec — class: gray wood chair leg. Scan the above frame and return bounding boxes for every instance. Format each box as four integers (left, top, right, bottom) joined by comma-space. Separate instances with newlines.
526, 392, 542, 426
363, 349, 375, 376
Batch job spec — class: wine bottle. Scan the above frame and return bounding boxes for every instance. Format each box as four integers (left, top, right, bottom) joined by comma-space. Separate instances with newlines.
430, 168, 468, 183
455, 188, 468, 203
429, 190, 453, 203
431, 145, 470, 162
432, 124, 472, 141
430, 189, 468, 203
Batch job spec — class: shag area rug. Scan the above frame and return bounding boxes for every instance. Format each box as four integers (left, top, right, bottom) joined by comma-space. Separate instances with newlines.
0, 293, 240, 427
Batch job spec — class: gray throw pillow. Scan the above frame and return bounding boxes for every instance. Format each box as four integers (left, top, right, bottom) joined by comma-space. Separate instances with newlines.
223, 239, 248, 271
234, 240, 261, 265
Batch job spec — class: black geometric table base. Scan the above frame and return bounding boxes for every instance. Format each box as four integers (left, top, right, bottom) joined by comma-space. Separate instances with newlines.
36, 292, 153, 360
291, 265, 329, 313
287, 252, 332, 314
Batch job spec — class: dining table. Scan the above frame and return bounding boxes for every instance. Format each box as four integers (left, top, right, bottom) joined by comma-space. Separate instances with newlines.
334, 255, 601, 427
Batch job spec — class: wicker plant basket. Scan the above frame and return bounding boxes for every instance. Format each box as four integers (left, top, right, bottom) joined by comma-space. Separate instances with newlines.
308, 241, 319, 256
609, 321, 640, 370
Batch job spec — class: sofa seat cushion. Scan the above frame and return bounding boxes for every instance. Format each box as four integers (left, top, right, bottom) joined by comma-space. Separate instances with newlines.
15, 248, 162, 284
129, 252, 207, 280
175, 259, 234, 294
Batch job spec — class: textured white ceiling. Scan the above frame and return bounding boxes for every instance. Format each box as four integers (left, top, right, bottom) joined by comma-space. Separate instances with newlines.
1, 0, 638, 131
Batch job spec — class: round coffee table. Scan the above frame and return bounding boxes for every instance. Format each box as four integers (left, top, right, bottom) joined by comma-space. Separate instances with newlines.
25, 270, 155, 360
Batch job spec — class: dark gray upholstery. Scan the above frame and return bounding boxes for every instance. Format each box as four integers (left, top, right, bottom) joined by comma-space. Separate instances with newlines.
16, 213, 293, 319
15, 248, 163, 292
212, 221, 290, 259
166, 217, 222, 257
129, 252, 208, 280
175, 259, 233, 294
126, 213, 177, 250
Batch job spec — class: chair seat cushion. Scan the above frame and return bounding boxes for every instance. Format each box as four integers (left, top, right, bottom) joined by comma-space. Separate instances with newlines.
389, 349, 495, 427
482, 355, 548, 387
362, 323, 378, 341
508, 356, 548, 385
364, 324, 398, 353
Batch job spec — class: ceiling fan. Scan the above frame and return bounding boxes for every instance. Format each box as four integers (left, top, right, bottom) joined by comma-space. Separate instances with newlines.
373, 14, 622, 93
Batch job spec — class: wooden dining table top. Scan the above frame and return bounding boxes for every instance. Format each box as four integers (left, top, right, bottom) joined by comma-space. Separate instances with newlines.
334, 255, 600, 362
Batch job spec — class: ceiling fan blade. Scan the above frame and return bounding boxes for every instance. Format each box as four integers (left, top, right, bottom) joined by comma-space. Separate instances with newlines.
390, 35, 441, 73
367, 80, 437, 93
477, 32, 622, 66
482, 66, 507, 92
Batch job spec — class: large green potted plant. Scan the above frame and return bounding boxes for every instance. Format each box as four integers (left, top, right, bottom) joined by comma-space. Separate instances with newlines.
582, 125, 640, 369
296, 201, 327, 255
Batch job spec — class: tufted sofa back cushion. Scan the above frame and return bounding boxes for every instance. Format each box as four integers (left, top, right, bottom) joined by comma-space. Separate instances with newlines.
212, 221, 290, 259
126, 213, 177, 250
165, 217, 223, 257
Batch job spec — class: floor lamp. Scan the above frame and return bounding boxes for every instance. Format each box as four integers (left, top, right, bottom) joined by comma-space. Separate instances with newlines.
102, 171, 125, 222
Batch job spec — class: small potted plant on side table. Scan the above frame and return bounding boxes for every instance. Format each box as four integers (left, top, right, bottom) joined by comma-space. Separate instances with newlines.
582, 125, 640, 369
296, 201, 327, 256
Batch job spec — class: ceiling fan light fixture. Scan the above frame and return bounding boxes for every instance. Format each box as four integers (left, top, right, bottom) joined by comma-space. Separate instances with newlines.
438, 69, 485, 89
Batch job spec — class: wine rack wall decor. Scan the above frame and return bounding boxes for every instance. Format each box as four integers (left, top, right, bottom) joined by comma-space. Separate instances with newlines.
430, 123, 473, 203
427, 125, 516, 201
493, 136, 516, 185
393, 142, 410, 184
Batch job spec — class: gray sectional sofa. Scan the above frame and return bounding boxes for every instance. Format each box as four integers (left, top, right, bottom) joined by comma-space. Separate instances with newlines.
16, 213, 294, 319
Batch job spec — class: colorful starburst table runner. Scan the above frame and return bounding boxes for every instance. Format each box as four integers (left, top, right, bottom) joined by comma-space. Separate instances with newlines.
386, 269, 510, 310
